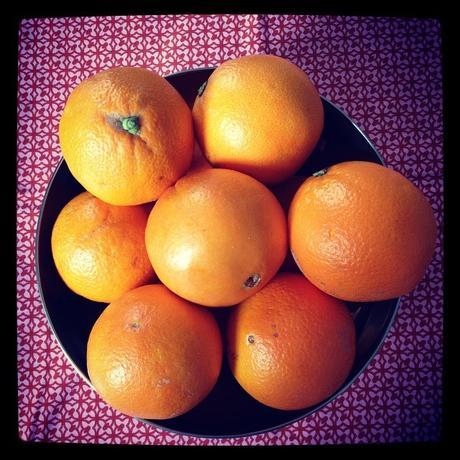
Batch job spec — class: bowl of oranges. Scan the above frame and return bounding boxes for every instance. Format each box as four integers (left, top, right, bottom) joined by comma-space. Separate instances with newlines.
36, 56, 437, 437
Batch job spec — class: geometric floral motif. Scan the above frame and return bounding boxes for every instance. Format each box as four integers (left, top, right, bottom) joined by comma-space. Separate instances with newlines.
17, 15, 443, 444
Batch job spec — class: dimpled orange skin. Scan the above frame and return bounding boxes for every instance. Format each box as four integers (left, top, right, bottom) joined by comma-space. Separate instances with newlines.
145, 168, 288, 307
289, 161, 438, 302
192, 54, 324, 185
87, 284, 223, 419
59, 66, 194, 205
227, 273, 356, 410
51, 191, 155, 303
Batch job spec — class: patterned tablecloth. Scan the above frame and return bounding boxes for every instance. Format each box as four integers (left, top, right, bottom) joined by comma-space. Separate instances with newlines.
16, 15, 444, 445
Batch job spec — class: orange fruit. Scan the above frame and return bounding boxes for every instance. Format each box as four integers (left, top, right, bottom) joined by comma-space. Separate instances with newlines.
59, 66, 194, 205
145, 168, 287, 307
51, 191, 155, 303
87, 284, 222, 419
192, 54, 324, 184
289, 161, 437, 301
227, 273, 356, 410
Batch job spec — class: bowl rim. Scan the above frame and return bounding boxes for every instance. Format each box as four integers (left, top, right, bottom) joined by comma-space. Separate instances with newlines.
34, 66, 400, 439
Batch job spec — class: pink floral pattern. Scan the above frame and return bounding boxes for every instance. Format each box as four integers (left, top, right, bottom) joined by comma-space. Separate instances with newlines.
17, 15, 443, 444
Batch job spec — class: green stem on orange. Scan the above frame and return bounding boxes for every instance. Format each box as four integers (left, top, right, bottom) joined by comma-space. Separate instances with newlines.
197, 80, 207, 97
313, 168, 327, 177
120, 116, 140, 135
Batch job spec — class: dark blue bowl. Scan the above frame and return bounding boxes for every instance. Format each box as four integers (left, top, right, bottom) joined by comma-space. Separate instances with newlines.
35, 67, 400, 438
